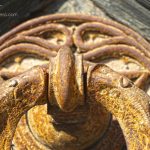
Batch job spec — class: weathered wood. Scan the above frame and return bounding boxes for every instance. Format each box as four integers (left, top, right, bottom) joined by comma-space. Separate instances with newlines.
136, 0, 150, 10
92, 0, 150, 41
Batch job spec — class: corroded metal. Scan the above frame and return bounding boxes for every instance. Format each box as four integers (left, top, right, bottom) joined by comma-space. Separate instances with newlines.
48, 46, 84, 112
87, 64, 150, 150
0, 66, 47, 150
0, 14, 149, 150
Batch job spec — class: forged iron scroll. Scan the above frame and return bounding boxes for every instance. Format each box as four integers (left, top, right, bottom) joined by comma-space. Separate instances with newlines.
0, 14, 150, 150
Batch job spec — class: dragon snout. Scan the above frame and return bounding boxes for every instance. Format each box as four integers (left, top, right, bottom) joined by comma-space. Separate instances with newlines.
48, 47, 85, 112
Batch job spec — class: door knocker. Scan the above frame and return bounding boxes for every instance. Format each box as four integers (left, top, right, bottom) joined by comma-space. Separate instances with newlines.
0, 14, 149, 150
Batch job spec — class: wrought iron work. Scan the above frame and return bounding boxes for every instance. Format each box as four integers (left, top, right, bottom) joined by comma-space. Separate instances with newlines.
0, 14, 149, 150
